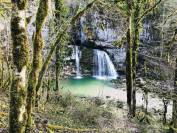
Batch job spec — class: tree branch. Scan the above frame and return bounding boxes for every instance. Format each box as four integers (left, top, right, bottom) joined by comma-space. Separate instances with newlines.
137, 0, 162, 24
71, 0, 97, 24
163, 8, 177, 25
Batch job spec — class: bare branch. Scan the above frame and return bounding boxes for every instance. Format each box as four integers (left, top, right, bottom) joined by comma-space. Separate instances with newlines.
71, 0, 97, 24
163, 8, 177, 25
137, 0, 162, 24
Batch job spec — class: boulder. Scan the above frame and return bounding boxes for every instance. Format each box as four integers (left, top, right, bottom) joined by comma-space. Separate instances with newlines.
136, 78, 146, 87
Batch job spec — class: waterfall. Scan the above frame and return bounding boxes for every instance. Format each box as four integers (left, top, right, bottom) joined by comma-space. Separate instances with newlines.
74, 17, 86, 79
75, 46, 82, 79
73, 13, 119, 80
93, 50, 118, 80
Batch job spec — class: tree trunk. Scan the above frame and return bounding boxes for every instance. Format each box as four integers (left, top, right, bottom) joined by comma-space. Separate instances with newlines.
55, 45, 60, 92
9, 0, 29, 132
125, 0, 134, 115
55, 0, 63, 93
125, 0, 142, 117
172, 58, 177, 128
46, 70, 51, 102
132, 0, 141, 117
35, 27, 67, 107
0, 54, 3, 88
126, 17, 133, 114
25, 0, 49, 132
163, 98, 168, 125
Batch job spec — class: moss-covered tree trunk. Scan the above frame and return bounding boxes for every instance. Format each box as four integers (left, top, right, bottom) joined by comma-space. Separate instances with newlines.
125, 0, 133, 115
9, 0, 29, 132
35, 29, 66, 107
25, 0, 49, 132
132, 0, 141, 117
132, 27, 140, 116
125, 0, 141, 116
55, 0, 63, 93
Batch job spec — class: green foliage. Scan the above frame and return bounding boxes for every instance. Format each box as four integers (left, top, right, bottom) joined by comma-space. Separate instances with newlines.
71, 100, 107, 127
42, 93, 114, 129
58, 93, 77, 108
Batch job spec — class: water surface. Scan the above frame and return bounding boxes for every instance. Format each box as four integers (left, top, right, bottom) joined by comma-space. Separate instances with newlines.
61, 77, 117, 98
60, 77, 173, 118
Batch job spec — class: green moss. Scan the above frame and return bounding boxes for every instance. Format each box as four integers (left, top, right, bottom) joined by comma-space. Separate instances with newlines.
11, 15, 29, 71
36, 0, 49, 32
10, 1, 29, 132
11, 0, 27, 10
9, 78, 27, 133
25, 0, 50, 131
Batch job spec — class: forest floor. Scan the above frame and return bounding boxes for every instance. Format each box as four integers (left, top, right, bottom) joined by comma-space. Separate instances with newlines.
0, 87, 172, 133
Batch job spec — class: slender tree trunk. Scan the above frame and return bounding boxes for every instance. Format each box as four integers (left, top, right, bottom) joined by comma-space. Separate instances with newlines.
162, 98, 168, 125
125, 0, 134, 115
126, 17, 133, 114
172, 58, 177, 128
25, 0, 49, 132
35, 28, 67, 107
55, 45, 60, 92
55, 0, 63, 93
132, 0, 141, 116
46, 70, 51, 102
132, 28, 140, 116
132, 25, 137, 117
9, 0, 29, 132
125, 0, 142, 117
0, 55, 3, 88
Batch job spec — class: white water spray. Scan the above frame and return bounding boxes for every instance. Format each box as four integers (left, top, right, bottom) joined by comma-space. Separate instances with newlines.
93, 50, 118, 80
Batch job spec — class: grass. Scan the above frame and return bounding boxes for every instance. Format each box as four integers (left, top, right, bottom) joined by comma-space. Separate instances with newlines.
0, 90, 174, 132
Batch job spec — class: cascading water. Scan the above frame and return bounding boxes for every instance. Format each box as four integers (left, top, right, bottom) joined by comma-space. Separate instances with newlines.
74, 17, 86, 79
93, 50, 118, 80
75, 46, 82, 79
92, 12, 118, 80
74, 11, 121, 80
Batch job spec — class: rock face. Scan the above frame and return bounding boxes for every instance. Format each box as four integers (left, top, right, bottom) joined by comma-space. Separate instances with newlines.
69, 5, 127, 78
0, 1, 127, 79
